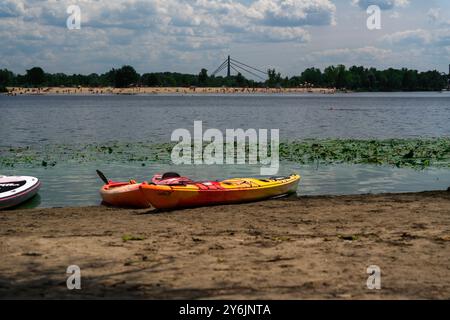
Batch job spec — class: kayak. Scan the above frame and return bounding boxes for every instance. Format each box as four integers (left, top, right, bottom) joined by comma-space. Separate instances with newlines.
100, 180, 150, 208
140, 173, 300, 210
0, 176, 41, 210
98, 172, 300, 210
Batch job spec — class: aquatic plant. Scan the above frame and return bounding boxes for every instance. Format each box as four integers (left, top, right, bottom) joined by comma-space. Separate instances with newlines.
279, 138, 450, 169
1, 138, 449, 170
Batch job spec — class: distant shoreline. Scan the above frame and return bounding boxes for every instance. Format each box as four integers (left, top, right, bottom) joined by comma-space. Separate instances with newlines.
3, 87, 448, 96
3, 86, 337, 96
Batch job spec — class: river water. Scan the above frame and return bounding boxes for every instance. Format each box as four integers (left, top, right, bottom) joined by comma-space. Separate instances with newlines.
1, 92, 449, 208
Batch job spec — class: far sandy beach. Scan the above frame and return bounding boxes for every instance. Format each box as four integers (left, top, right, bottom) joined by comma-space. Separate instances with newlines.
1, 191, 449, 299
4, 86, 337, 96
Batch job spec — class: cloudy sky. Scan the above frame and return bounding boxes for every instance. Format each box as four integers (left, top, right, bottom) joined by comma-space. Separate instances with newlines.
1, 0, 450, 76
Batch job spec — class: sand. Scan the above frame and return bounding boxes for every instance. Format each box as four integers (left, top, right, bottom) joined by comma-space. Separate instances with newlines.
0, 191, 449, 300
4, 86, 337, 96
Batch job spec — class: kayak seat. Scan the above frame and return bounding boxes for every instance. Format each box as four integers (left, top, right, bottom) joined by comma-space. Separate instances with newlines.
162, 172, 181, 180
152, 173, 194, 186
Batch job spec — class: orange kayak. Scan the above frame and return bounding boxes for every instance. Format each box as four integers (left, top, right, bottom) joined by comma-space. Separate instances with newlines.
140, 174, 300, 210
100, 180, 150, 208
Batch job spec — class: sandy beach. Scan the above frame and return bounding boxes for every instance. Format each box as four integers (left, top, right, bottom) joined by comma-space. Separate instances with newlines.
0, 191, 449, 299
4, 86, 337, 96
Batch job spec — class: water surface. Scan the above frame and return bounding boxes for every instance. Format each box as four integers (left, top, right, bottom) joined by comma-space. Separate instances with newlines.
1, 92, 449, 208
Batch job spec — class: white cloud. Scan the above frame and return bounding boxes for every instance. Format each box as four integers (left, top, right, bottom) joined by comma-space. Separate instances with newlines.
243, 26, 311, 42
427, 8, 440, 23
382, 28, 450, 47
0, 0, 25, 18
302, 46, 392, 63
248, 0, 336, 26
0, 0, 337, 60
426, 8, 450, 28
389, 11, 400, 19
382, 29, 432, 45
1, 0, 448, 75
434, 29, 450, 46
8, 0, 336, 32
352, 0, 409, 10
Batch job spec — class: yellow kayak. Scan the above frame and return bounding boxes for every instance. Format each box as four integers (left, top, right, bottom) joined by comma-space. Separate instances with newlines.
139, 173, 300, 210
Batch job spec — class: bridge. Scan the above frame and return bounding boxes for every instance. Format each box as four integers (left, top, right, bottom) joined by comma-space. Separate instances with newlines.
211, 56, 267, 81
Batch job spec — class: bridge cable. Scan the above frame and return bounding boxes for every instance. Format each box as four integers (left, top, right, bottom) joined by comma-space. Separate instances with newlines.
230, 62, 266, 80
211, 59, 228, 76
230, 58, 267, 75
213, 64, 227, 77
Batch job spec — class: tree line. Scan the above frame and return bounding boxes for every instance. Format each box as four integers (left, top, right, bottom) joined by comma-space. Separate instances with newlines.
1, 64, 449, 92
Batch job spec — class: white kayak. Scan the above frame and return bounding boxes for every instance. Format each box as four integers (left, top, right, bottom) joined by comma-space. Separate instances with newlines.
0, 176, 41, 210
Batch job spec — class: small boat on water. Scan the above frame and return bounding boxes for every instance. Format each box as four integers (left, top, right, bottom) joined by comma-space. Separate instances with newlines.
0, 176, 41, 210
98, 171, 300, 210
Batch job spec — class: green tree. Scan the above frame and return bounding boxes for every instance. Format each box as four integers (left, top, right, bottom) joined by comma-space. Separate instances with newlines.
335, 64, 348, 89
323, 66, 338, 87
112, 65, 139, 88
198, 68, 208, 86
26, 67, 45, 86
0, 69, 13, 91
235, 73, 246, 87
375, 70, 388, 90
300, 68, 322, 87
385, 68, 402, 91
141, 73, 160, 86
366, 68, 377, 90
347, 66, 363, 90
2, 64, 447, 91
418, 70, 447, 90
164, 74, 177, 87
267, 69, 282, 88
401, 69, 418, 91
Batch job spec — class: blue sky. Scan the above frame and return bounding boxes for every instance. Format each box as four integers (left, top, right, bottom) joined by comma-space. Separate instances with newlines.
1, 0, 450, 77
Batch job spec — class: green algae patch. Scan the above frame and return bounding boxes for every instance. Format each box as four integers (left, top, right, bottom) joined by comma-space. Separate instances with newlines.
1, 138, 450, 170
279, 138, 450, 169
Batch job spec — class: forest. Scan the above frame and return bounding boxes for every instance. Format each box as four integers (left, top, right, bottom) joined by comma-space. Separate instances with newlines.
1, 64, 449, 92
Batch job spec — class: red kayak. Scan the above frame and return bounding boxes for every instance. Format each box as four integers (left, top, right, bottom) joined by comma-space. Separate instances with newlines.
98, 171, 300, 210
